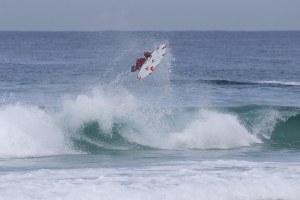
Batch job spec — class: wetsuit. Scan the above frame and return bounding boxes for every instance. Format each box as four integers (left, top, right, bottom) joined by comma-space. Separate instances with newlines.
135, 58, 147, 70
135, 52, 151, 70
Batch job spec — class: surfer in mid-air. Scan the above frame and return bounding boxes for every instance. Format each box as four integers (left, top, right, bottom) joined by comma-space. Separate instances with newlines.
131, 51, 151, 72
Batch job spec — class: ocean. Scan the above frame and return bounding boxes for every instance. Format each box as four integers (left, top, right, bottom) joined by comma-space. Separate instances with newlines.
0, 31, 300, 200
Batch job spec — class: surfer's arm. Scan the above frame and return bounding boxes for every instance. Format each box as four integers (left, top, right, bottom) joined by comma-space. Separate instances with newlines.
144, 52, 151, 58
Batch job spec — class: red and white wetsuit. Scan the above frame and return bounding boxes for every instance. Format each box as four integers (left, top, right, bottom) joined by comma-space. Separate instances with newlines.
135, 58, 147, 70
135, 52, 151, 70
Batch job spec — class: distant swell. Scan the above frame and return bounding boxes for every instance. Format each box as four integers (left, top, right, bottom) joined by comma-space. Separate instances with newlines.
259, 81, 300, 86
172, 79, 300, 87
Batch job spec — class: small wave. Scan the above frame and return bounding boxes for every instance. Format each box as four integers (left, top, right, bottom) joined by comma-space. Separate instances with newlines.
171, 79, 300, 87
171, 79, 255, 85
258, 80, 300, 86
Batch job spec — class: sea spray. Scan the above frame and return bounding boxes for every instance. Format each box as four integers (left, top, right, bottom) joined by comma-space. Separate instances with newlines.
57, 88, 261, 151
0, 104, 69, 157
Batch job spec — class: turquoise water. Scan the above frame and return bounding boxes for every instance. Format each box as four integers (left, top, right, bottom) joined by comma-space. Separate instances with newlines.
0, 31, 300, 200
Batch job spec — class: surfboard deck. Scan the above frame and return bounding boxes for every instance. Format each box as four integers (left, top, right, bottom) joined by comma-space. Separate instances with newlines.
137, 43, 168, 80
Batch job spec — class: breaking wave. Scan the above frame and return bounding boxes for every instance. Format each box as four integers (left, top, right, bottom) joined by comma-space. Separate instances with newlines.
0, 104, 70, 158
0, 88, 299, 158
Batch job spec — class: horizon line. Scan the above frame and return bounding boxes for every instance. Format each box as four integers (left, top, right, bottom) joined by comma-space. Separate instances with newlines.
0, 30, 300, 32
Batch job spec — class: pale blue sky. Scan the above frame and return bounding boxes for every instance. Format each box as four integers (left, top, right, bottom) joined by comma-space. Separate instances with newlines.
0, 0, 300, 31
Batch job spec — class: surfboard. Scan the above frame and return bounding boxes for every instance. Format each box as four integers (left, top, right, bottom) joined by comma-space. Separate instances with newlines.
137, 43, 168, 80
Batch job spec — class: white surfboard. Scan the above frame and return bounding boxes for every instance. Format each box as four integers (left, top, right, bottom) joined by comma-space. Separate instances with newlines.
137, 43, 168, 80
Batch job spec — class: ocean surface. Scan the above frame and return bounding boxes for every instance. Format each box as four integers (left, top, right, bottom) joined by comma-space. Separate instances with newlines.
0, 31, 300, 200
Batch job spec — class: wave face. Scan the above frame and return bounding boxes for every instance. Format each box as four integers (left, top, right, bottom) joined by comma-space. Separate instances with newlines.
271, 113, 300, 147
227, 105, 300, 148
1, 88, 299, 158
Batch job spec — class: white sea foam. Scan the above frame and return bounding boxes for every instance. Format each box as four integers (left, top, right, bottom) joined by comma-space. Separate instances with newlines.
123, 109, 261, 150
0, 160, 299, 200
0, 104, 70, 157
167, 111, 261, 149
259, 80, 300, 86
57, 88, 136, 134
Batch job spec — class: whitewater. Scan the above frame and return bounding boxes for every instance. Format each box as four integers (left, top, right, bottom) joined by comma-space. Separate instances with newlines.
0, 31, 300, 200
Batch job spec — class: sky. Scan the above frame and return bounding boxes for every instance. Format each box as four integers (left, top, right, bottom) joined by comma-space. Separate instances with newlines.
0, 0, 300, 31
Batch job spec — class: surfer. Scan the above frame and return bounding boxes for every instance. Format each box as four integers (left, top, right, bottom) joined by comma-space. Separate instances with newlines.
131, 51, 151, 72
